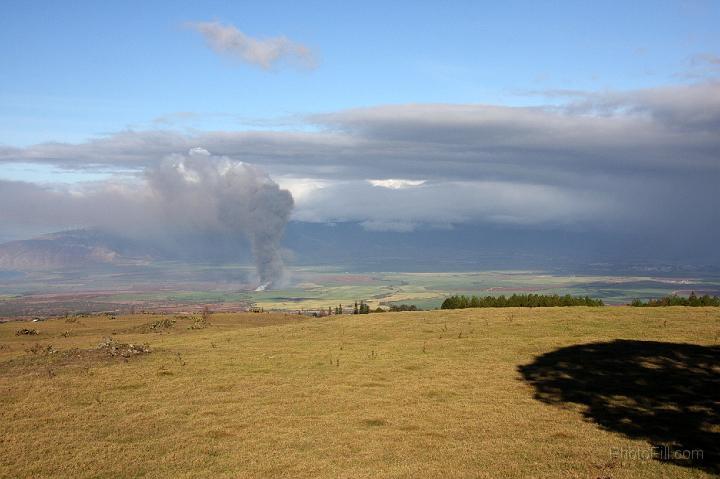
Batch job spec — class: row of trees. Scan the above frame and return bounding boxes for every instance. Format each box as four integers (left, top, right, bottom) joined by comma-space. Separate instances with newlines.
441, 294, 603, 309
327, 302, 419, 315
330, 302, 371, 315
354, 301, 371, 314
630, 292, 720, 307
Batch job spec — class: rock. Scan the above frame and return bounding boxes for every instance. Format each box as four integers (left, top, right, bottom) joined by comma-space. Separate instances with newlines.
97, 337, 151, 357
16, 328, 39, 336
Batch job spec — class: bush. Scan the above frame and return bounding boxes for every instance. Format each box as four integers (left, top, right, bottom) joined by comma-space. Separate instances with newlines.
388, 304, 419, 312
16, 328, 39, 336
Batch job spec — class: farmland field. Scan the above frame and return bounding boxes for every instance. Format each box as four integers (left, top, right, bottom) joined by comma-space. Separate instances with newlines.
1, 307, 718, 478
2, 265, 720, 320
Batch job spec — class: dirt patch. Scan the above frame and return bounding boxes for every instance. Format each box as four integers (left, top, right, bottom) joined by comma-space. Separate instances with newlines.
26, 343, 57, 355
0, 339, 152, 377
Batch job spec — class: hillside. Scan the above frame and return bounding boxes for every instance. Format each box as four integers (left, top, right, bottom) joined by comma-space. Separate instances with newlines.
4, 224, 718, 275
1, 307, 717, 478
0, 231, 123, 270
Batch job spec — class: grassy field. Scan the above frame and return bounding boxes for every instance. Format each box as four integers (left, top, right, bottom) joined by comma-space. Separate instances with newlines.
1, 307, 718, 478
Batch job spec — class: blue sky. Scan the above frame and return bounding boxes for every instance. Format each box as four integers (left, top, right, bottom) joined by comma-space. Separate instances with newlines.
1, 0, 718, 147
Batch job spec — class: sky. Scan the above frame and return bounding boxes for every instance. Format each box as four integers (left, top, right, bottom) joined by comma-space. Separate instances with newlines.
2, 0, 718, 146
0, 0, 719, 264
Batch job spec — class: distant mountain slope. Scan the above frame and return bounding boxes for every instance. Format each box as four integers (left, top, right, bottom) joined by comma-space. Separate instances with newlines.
1, 223, 717, 274
0, 228, 254, 271
0, 230, 123, 270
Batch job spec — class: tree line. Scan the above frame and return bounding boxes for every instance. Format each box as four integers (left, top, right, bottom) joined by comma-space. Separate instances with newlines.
387, 304, 419, 312
441, 293, 603, 309
331, 301, 372, 314
630, 292, 720, 307
330, 302, 421, 314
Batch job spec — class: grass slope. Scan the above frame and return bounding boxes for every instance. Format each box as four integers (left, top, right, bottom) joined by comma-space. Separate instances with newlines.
1, 308, 718, 478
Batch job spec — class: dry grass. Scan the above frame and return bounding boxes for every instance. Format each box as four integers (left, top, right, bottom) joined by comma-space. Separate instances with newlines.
1, 307, 718, 478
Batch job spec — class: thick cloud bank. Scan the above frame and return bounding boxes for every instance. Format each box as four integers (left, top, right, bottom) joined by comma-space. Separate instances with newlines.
0, 149, 294, 285
0, 81, 718, 260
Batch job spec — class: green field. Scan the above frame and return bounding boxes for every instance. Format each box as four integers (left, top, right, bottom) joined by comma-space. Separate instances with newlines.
251, 270, 720, 310
2, 266, 720, 319
1, 307, 718, 477
86, 270, 720, 309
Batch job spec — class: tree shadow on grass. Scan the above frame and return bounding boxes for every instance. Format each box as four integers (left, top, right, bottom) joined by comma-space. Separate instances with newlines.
518, 340, 720, 472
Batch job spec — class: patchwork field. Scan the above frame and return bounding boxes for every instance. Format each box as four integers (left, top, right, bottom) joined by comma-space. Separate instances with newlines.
2, 265, 720, 319
1, 307, 718, 478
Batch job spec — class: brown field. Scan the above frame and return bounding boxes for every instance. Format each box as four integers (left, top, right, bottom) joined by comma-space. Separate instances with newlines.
1, 307, 718, 478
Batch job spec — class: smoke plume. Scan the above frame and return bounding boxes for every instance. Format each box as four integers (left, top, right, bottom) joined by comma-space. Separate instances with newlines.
147, 148, 294, 286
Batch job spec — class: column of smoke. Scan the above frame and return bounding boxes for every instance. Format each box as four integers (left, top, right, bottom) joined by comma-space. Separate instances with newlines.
146, 148, 293, 289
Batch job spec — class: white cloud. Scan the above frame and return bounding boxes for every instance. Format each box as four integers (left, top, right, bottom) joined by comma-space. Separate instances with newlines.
187, 21, 316, 70
188, 146, 211, 157
275, 176, 330, 202
368, 179, 426, 189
